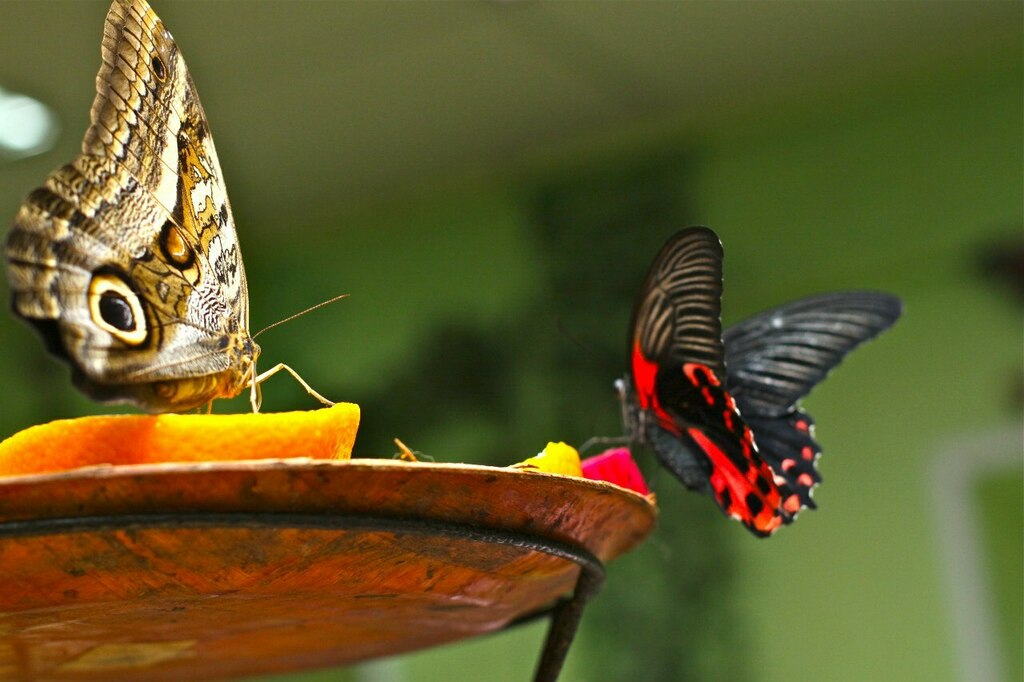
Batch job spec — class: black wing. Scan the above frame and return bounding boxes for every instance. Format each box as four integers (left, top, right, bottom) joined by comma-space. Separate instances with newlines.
723, 291, 903, 418
629, 226, 725, 375
723, 291, 902, 508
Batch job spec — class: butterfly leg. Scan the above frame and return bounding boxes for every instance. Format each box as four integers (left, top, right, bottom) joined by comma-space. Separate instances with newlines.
249, 363, 335, 413
578, 377, 640, 452
578, 435, 630, 454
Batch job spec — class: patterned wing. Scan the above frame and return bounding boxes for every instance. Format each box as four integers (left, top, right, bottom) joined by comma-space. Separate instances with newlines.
723, 291, 903, 507
629, 226, 725, 376
6, 0, 253, 411
626, 227, 797, 537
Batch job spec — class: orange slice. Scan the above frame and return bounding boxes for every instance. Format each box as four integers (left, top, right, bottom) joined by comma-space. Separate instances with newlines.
0, 402, 360, 477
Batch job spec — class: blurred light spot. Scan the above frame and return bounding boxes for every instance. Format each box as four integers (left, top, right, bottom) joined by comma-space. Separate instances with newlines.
0, 86, 59, 160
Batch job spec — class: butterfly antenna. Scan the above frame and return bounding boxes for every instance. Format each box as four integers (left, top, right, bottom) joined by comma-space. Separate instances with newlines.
253, 294, 349, 339
555, 315, 603, 359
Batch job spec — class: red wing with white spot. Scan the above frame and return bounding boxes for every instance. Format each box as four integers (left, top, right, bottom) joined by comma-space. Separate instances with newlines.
624, 227, 796, 537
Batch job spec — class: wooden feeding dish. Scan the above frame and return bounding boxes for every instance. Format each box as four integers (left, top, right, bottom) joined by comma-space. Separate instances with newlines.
0, 446, 656, 680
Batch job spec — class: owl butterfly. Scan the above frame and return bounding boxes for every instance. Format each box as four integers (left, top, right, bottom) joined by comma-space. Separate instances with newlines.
6, 0, 329, 413
618, 227, 901, 537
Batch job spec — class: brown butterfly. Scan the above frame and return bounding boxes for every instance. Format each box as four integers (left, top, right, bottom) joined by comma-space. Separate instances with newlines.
5, 0, 329, 413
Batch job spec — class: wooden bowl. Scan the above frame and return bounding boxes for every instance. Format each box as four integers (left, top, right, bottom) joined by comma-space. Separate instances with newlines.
0, 459, 657, 680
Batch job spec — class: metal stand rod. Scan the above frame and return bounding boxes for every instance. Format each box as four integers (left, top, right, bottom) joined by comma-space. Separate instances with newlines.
532, 559, 606, 682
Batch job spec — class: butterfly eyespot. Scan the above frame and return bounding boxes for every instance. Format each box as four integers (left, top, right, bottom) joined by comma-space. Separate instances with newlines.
99, 292, 133, 331
151, 55, 166, 82
88, 270, 148, 346
159, 221, 195, 270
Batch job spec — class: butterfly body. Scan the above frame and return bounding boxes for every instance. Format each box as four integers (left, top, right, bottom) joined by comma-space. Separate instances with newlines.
6, 0, 256, 412
621, 227, 901, 536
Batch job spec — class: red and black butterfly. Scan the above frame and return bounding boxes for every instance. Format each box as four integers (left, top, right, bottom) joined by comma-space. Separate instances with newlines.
618, 226, 901, 537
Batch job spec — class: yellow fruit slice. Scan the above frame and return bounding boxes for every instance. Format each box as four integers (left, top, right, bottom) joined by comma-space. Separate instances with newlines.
511, 441, 583, 477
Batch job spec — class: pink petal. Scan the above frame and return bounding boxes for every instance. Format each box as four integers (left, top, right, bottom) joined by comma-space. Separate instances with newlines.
581, 447, 649, 495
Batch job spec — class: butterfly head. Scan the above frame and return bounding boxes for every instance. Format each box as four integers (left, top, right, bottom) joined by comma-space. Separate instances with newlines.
128, 331, 258, 413
615, 375, 648, 447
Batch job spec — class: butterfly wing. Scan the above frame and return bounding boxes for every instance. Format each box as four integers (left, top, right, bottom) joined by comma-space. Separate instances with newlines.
5, 0, 253, 411
627, 227, 795, 537
630, 226, 726, 378
723, 291, 903, 508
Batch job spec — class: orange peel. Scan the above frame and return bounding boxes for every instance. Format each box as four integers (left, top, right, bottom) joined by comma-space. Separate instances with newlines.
0, 402, 360, 477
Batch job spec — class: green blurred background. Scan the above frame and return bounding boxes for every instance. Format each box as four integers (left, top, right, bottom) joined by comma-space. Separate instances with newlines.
0, 2, 1020, 681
